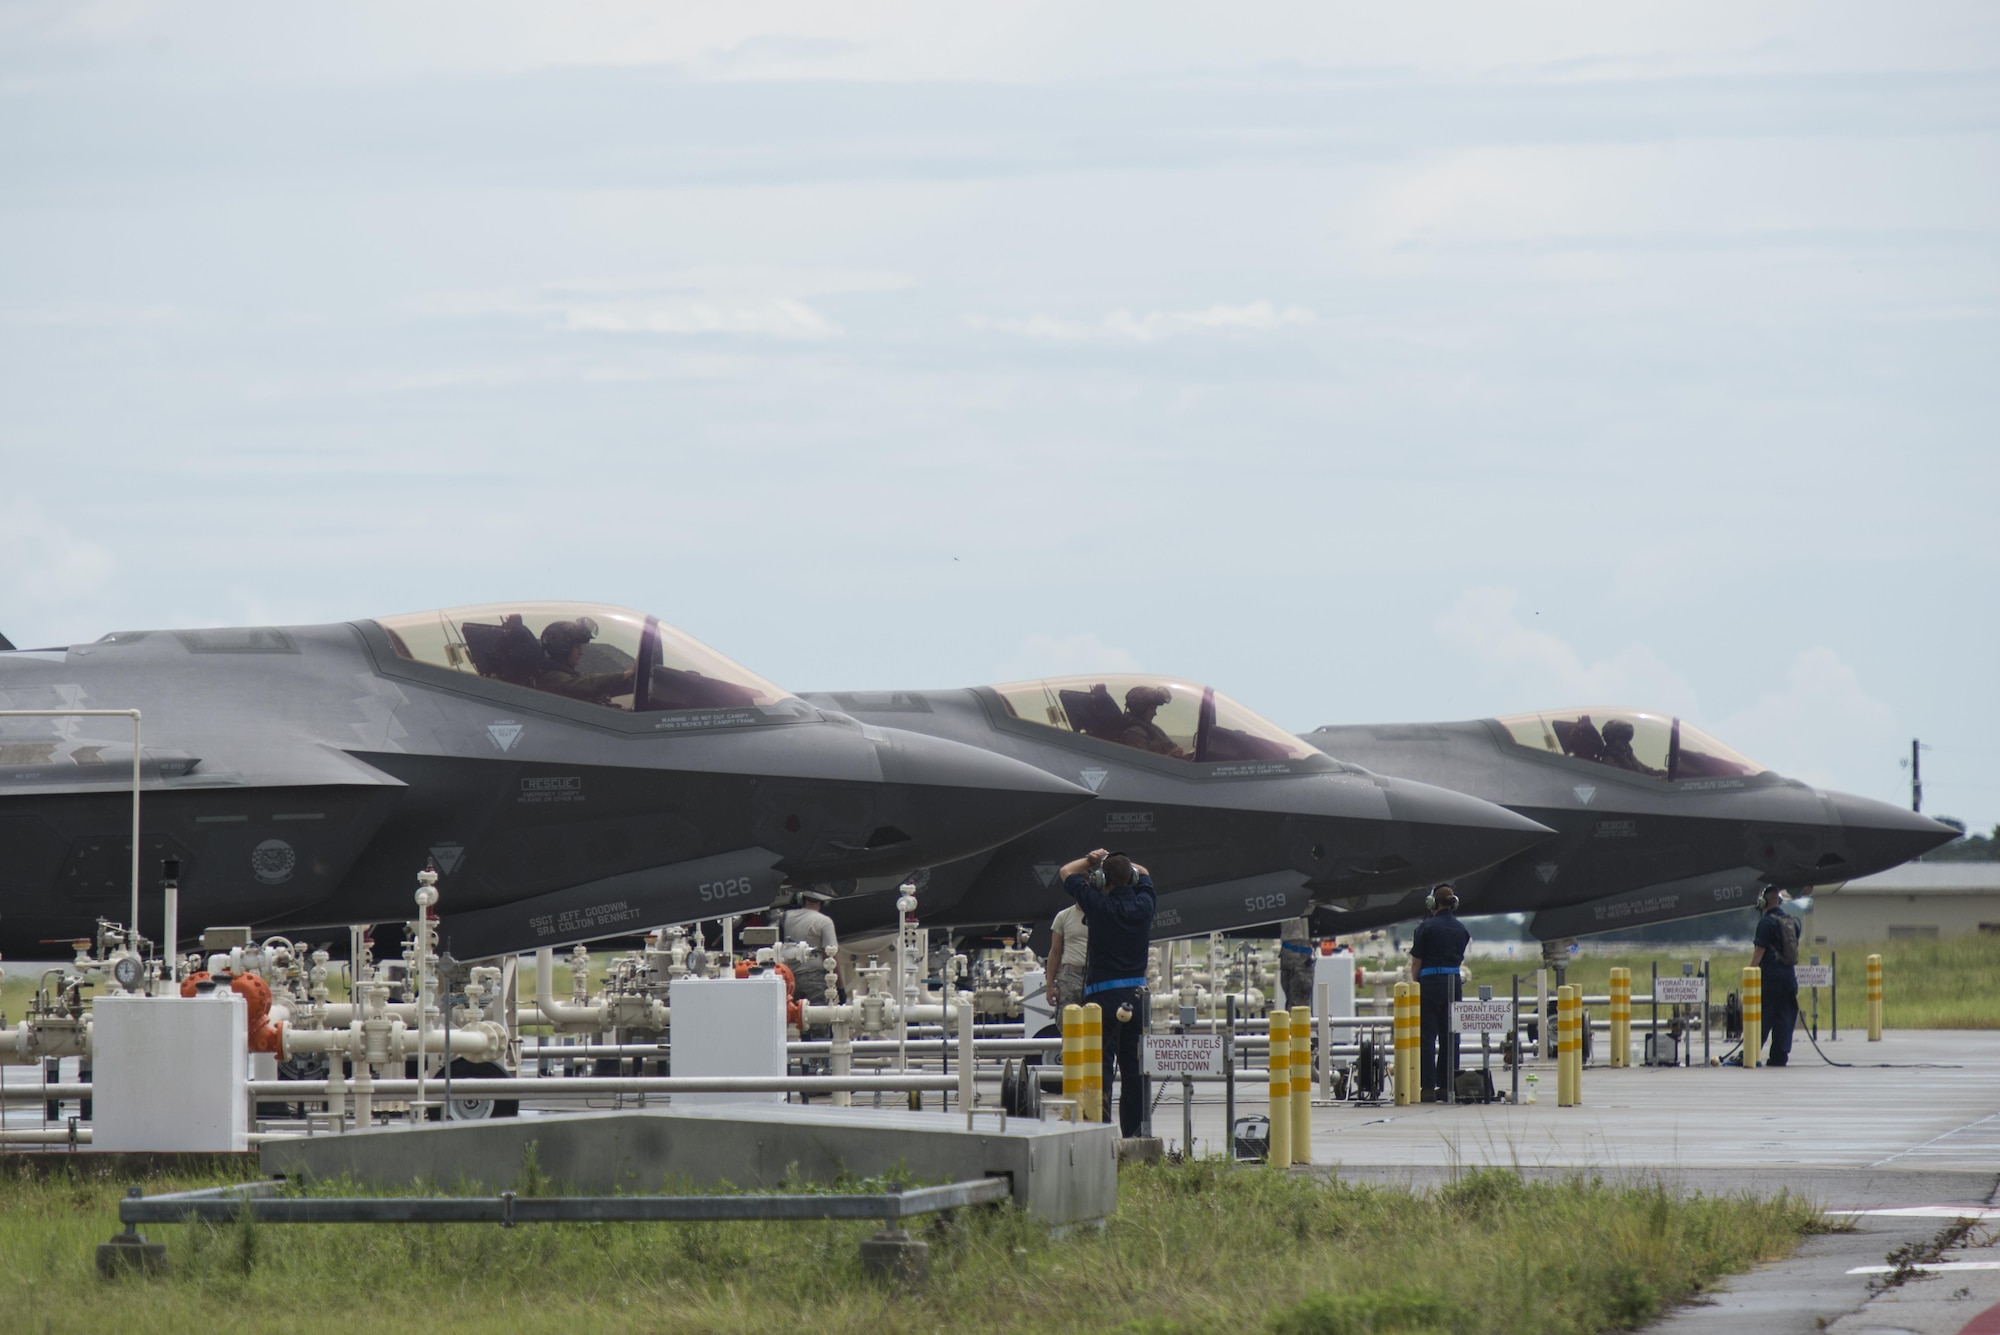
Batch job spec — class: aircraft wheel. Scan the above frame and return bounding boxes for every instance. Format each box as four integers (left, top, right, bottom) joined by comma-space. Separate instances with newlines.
425, 1061, 518, 1121
1000, 1060, 1020, 1116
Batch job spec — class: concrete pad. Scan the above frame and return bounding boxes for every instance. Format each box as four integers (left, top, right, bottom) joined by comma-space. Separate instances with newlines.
1148, 1031, 2000, 1333
262, 1103, 1116, 1224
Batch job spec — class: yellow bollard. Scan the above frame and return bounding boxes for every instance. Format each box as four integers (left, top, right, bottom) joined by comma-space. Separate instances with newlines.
1392, 982, 1413, 1105
1555, 986, 1572, 1106
1609, 968, 1630, 1068
1570, 985, 1584, 1103
1867, 954, 1883, 1042
1405, 980, 1423, 1104
1062, 1003, 1084, 1111
1080, 1002, 1104, 1121
1290, 1004, 1312, 1164
1268, 1011, 1292, 1167
1740, 967, 1761, 1069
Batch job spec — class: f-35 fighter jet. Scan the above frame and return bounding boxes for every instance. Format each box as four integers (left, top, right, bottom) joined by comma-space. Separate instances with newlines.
1305, 707, 1955, 941
0, 602, 1091, 960
804, 676, 1552, 939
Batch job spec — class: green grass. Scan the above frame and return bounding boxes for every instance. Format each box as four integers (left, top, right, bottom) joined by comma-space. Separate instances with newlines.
1, 1155, 1820, 1335
1482, 931, 2000, 1030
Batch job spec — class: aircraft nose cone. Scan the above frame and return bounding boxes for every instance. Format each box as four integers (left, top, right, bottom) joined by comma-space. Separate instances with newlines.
872, 727, 1094, 867
1826, 791, 1959, 877
1382, 776, 1555, 880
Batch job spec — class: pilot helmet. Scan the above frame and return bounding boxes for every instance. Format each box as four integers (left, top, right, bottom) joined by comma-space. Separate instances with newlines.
539, 616, 600, 658
1601, 718, 1635, 743
1125, 685, 1173, 712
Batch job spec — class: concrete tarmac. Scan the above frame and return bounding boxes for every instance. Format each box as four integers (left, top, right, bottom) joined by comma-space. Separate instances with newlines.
1154, 1030, 2000, 1334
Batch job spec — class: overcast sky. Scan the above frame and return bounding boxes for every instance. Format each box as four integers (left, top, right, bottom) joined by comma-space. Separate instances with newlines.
2, 3, 1995, 831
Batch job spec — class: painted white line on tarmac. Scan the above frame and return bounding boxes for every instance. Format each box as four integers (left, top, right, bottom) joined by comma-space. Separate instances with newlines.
1847, 1262, 2000, 1275
1830, 1206, 2000, 1219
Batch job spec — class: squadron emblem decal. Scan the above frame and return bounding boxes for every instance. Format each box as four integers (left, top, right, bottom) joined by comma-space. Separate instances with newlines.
251, 838, 297, 885
487, 722, 525, 752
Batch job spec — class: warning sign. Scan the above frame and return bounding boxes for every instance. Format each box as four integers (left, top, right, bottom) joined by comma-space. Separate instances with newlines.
1655, 977, 1707, 1004
1142, 1033, 1225, 1077
1794, 965, 1832, 989
1451, 1000, 1514, 1033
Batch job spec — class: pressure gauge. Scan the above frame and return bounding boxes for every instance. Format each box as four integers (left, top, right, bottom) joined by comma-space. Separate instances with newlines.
112, 953, 143, 990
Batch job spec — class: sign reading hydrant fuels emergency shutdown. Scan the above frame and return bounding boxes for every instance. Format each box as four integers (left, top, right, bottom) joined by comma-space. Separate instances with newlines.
1654, 976, 1707, 1005
1142, 1033, 1225, 1077
1451, 1000, 1514, 1033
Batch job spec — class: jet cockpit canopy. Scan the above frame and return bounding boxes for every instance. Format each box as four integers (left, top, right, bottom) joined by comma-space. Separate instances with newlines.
991, 674, 1319, 765
1497, 707, 1766, 782
372, 602, 793, 715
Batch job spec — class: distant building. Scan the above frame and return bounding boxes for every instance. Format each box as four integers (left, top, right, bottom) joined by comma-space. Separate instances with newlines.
1799, 863, 2000, 945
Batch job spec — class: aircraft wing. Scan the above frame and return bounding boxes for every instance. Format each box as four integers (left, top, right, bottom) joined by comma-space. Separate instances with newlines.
440, 847, 786, 959
1148, 870, 1312, 940
1527, 867, 1764, 940
0, 738, 408, 796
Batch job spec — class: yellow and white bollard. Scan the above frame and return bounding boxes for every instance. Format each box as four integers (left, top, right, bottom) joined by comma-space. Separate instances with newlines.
1290, 1004, 1312, 1164
1867, 954, 1883, 1042
1740, 967, 1761, 1069
1609, 968, 1630, 1068
1061, 1004, 1084, 1117
1391, 982, 1414, 1105
1555, 986, 1571, 1106
1268, 1010, 1293, 1167
1080, 1002, 1104, 1121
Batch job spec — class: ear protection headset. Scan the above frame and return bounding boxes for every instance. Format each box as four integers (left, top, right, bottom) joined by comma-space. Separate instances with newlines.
1088, 851, 1131, 890
1425, 884, 1455, 913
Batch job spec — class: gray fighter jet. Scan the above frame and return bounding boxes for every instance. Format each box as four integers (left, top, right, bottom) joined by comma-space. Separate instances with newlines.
0, 602, 1092, 960
802, 676, 1552, 939
1305, 707, 1956, 941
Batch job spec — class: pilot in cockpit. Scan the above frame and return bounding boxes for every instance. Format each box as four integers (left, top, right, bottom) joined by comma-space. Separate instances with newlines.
1115, 685, 1187, 758
1599, 718, 1665, 778
536, 617, 636, 705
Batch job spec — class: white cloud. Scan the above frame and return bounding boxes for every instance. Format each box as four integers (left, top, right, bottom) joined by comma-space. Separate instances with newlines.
1715, 647, 1900, 792
559, 296, 840, 338
1432, 586, 1699, 714
992, 632, 1142, 683
0, 503, 116, 608
419, 269, 903, 340
975, 301, 1315, 344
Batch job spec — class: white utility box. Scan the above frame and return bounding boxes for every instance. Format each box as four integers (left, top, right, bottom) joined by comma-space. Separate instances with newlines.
92, 994, 249, 1151
1019, 968, 1053, 1037
1313, 953, 1357, 1017
669, 975, 786, 1105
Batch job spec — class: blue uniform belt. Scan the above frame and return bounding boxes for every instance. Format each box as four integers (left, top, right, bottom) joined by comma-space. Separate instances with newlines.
1281, 942, 1314, 955
1418, 966, 1460, 977
1085, 977, 1146, 996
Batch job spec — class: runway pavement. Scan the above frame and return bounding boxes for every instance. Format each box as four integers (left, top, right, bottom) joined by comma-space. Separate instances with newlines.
1154, 1029, 2000, 1334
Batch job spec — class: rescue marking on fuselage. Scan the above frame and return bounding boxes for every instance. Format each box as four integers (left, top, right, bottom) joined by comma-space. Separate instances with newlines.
487, 722, 525, 752
1573, 784, 1597, 805
1534, 862, 1560, 885
1080, 768, 1109, 793
1033, 862, 1059, 887
519, 775, 584, 804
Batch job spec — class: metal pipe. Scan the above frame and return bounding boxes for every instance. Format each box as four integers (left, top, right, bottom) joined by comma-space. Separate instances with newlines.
534, 948, 603, 1028
957, 991, 974, 1126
